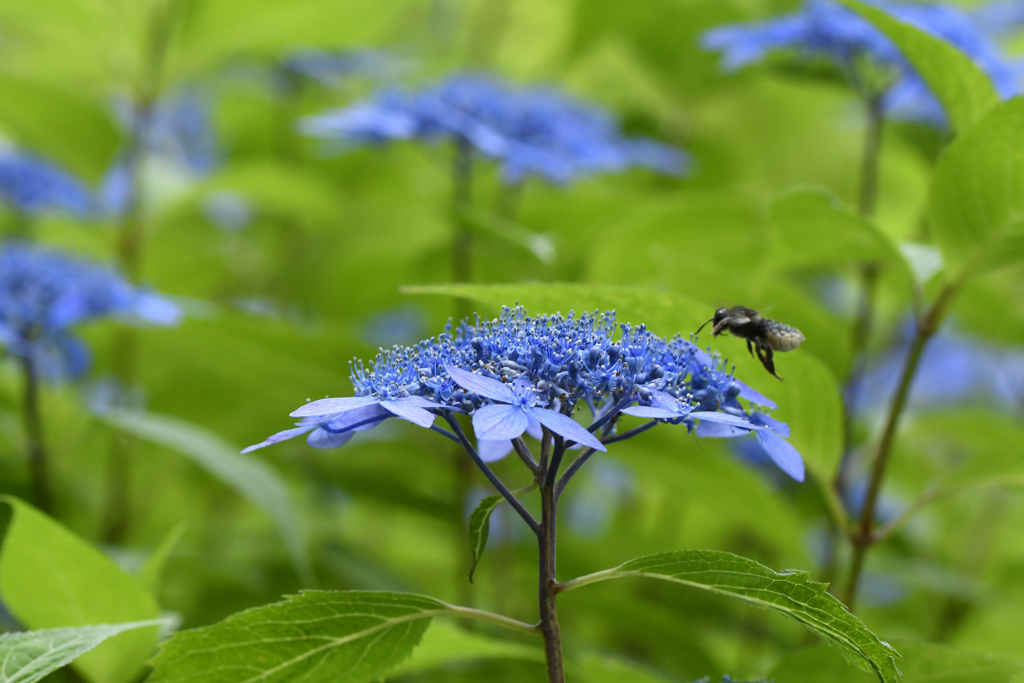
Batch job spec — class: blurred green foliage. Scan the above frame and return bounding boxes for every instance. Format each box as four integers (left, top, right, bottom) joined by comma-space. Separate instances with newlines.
1, 0, 1023, 681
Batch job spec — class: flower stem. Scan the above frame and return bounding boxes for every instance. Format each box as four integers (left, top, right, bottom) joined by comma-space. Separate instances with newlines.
451, 137, 474, 290
538, 449, 565, 683
445, 414, 540, 534
839, 94, 886, 470
842, 283, 956, 609
20, 354, 50, 513
103, 98, 154, 544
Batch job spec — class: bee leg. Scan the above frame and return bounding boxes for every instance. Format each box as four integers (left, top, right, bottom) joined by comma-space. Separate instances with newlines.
712, 319, 729, 336
757, 340, 783, 381
746, 339, 755, 358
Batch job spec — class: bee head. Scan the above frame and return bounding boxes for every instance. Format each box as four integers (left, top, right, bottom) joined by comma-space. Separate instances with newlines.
696, 307, 730, 336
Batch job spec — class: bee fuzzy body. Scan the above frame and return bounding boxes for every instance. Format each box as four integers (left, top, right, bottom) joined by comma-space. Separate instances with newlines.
696, 305, 804, 380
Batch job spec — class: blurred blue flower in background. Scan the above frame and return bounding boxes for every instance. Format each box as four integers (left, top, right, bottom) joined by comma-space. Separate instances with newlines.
0, 242, 180, 378
303, 73, 688, 185
103, 91, 220, 216
0, 150, 93, 217
850, 322, 1024, 415
702, 0, 1023, 125
972, 0, 1024, 37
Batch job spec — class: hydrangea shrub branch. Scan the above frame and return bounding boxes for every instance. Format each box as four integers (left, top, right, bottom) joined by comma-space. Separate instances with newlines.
842, 282, 958, 609
245, 307, 803, 682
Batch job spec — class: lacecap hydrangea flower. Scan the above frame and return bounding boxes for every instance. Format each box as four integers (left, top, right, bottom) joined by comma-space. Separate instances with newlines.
0, 242, 180, 378
701, 0, 1023, 126
0, 150, 93, 217
302, 73, 688, 185
245, 307, 804, 481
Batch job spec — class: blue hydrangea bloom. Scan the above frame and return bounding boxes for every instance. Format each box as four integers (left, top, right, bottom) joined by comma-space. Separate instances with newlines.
303, 73, 688, 185
245, 307, 804, 481
0, 150, 93, 216
702, 0, 1023, 126
0, 242, 180, 378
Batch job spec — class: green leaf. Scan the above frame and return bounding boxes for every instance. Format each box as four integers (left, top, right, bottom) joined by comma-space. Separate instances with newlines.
468, 494, 504, 584
467, 484, 534, 583
148, 591, 533, 683
402, 282, 710, 338
929, 99, 1024, 275
169, 0, 416, 81
387, 621, 544, 678
137, 523, 188, 596
98, 409, 312, 585
0, 498, 161, 683
461, 206, 556, 265
767, 187, 912, 286
560, 549, 901, 683
0, 73, 120, 181
0, 621, 166, 683
840, 0, 1000, 134
910, 411, 1024, 493
760, 352, 843, 502
159, 160, 345, 230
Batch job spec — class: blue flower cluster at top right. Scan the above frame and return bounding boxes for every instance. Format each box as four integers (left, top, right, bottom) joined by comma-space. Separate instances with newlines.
702, 0, 1024, 126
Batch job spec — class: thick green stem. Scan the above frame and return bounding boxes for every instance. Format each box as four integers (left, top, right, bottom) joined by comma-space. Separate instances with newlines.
842, 284, 956, 609
20, 354, 50, 513
538, 468, 565, 683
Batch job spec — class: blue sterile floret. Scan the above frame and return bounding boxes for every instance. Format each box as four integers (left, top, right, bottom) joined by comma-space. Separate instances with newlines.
302, 73, 688, 185
244, 307, 805, 481
701, 0, 1023, 126
0, 242, 180, 378
0, 150, 94, 216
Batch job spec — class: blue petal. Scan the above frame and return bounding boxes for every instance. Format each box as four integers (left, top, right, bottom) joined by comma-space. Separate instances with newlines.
446, 365, 516, 403
324, 404, 389, 433
531, 407, 606, 452
380, 399, 436, 428
749, 411, 790, 437
690, 411, 762, 429
620, 405, 679, 419
648, 389, 682, 412
242, 425, 316, 453
478, 439, 513, 463
473, 403, 528, 441
696, 421, 748, 438
526, 414, 544, 440
755, 430, 805, 482
307, 426, 357, 449
290, 396, 379, 417
735, 380, 778, 409
397, 395, 448, 409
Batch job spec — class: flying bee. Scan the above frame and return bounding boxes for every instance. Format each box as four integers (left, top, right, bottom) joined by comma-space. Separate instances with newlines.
695, 305, 805, 380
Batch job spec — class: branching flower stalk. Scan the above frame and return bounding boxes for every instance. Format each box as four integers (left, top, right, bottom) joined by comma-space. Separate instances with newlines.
103, 1, 178, 542
842, 283, 958, 609
244, 307, 805, 682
